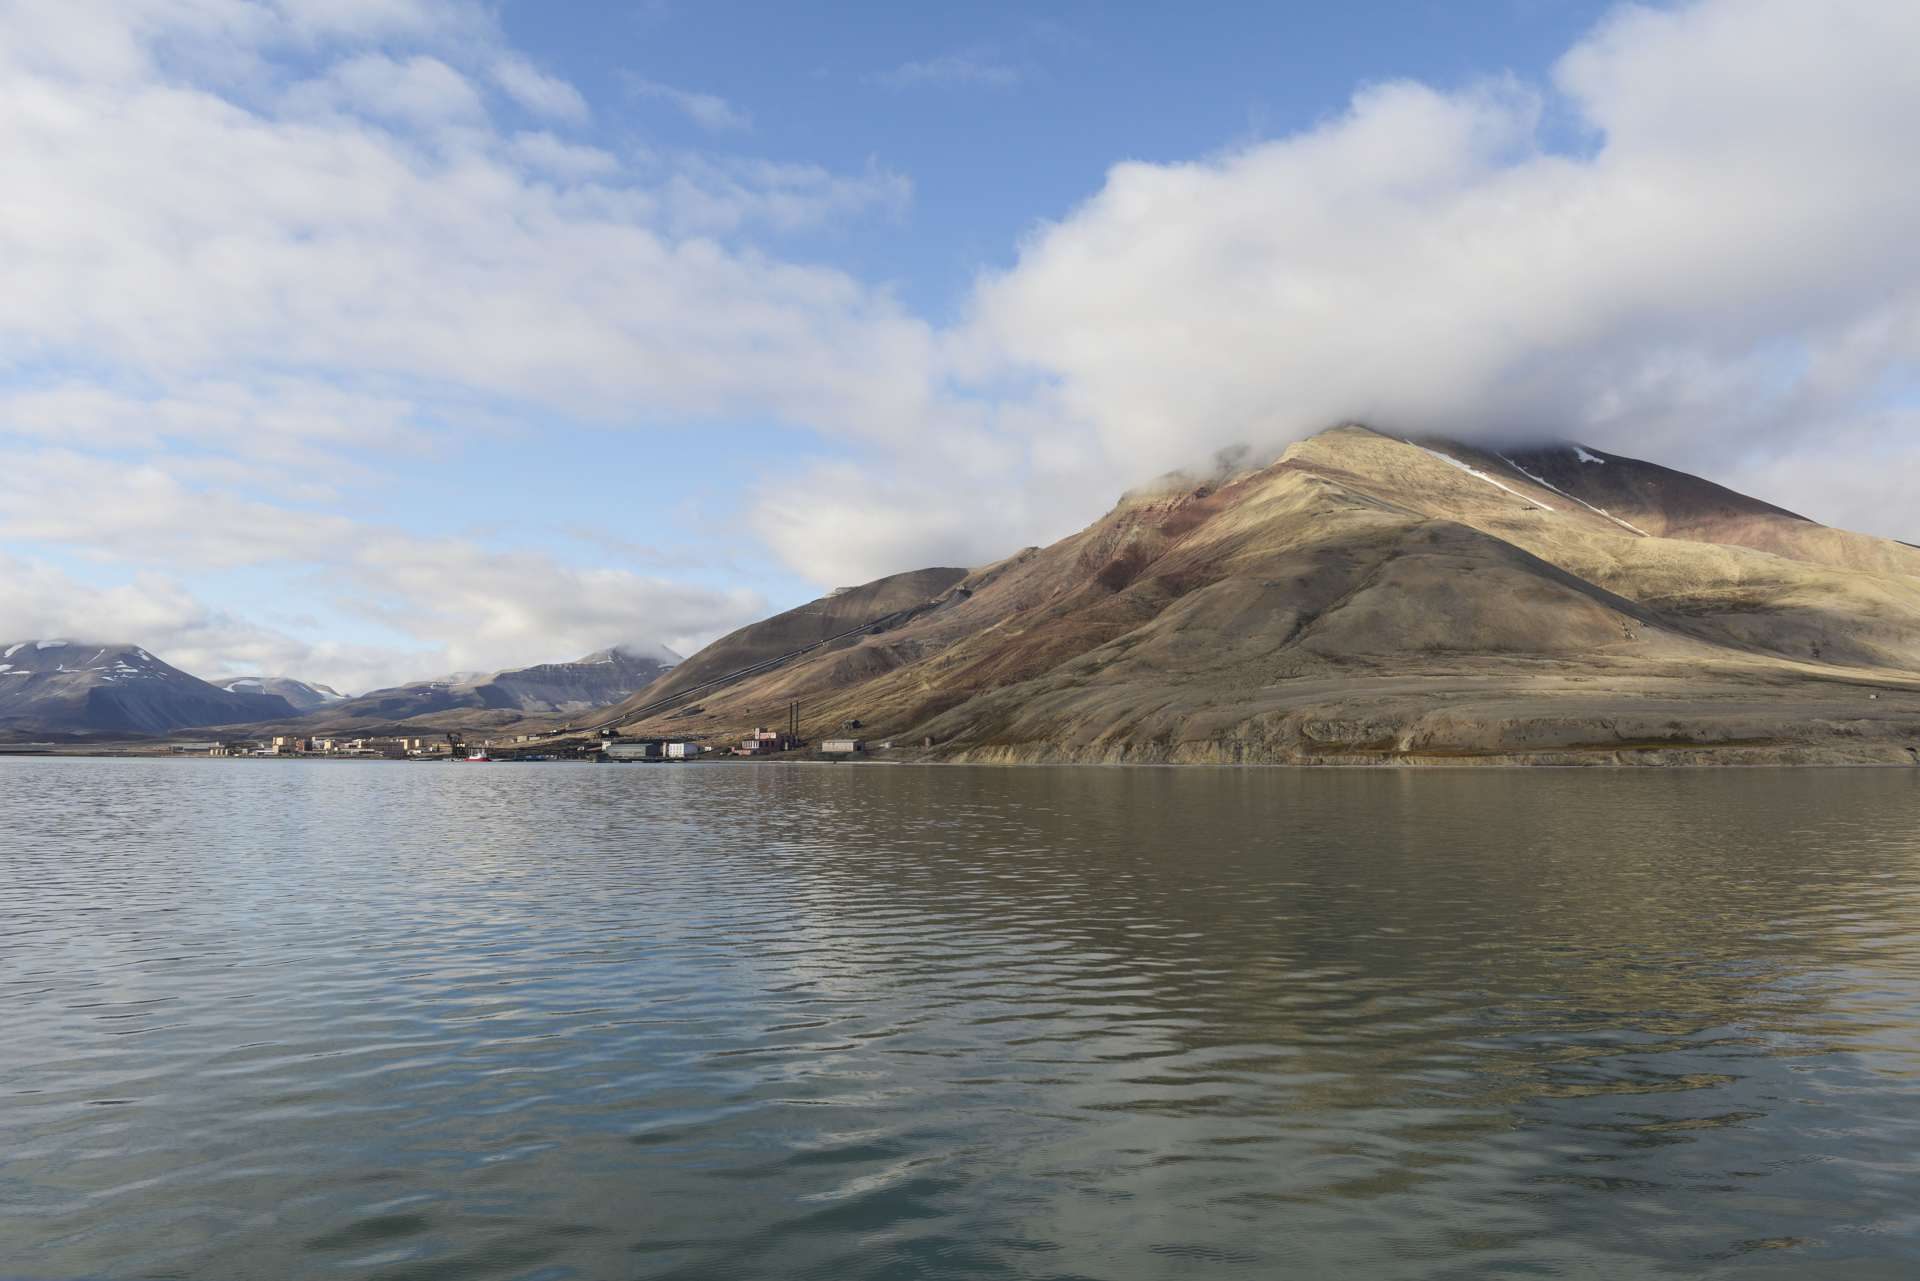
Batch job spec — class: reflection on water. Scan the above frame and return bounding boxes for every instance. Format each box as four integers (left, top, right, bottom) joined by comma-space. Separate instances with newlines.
2, 759, 1918, 1279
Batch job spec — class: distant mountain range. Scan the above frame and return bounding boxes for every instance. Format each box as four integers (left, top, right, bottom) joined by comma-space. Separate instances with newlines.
213, 676, 346, 711
12, 426, 1919, 762
0, 641, 297, 735
294, 644, 680, 730
0, 641, 679, 738
598, 425, 1920, 766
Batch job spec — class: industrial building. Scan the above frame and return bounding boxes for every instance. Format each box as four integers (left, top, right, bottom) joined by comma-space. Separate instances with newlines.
734, 727, 799, 756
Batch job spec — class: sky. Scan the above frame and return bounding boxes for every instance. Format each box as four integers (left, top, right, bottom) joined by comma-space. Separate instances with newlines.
4, 0, 1918, 693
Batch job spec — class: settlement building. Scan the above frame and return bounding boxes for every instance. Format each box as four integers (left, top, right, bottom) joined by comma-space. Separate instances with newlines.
734, 727, 799, 756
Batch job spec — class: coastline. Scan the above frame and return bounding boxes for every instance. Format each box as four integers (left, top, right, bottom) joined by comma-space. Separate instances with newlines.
8, 743, 1917, 768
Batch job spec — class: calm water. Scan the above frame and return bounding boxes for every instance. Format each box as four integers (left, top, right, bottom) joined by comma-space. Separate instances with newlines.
3, 760, 1919, 1280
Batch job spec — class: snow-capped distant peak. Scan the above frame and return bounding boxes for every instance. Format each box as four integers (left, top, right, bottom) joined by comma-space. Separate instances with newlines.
613, 640, 683, 665
215, 675, 349, 708
1574, 446, 1605, 465
572, 642, 682, 668
36, 639, 68, 650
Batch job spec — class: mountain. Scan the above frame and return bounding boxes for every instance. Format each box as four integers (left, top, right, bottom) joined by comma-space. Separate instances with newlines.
478, 643, 681, 714
608, 568, 969, 716
296, 643, 681, 730
213, 676, 345, 711
602, 426, 1920, 765
0, 641, 296, 735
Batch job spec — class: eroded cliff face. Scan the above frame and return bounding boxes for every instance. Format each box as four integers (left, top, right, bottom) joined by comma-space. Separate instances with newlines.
615, 426, 1920, 765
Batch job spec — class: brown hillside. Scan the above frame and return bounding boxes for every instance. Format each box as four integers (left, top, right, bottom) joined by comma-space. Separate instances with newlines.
608, 426, 1920, 765
591, 566, 969, 723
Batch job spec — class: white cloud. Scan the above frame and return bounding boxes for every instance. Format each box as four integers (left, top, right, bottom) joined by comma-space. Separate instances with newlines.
0, 22, 934, 437
652, 154, 911, 234
0, 0, 491, 83
0, 552, 415, 694
0, 482, 769, 693
6, 0, 1920, 679
872, 53, 1020, 91
284, 52, 486, 125
752, 466, 1049, 590
808, 0, 1917, 576
330, 535, 767, 676
0, 377, 413, 456
0, 0, 910, 686
509, 130, 619, 179
271, 0, 481, 44
0, 449, 360, 568
625, 75, 750, 131
1714, 412, 1920, 544
491, 54, 589, 123
739, 0, 1920, 583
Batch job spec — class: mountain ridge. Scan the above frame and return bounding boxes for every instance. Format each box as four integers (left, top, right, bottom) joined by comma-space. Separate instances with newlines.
289, 642, 683, 731
0, 641, 297, 735
600, 425, 1920, 765
0, 639, 684, 738
8, 429, 1916, 760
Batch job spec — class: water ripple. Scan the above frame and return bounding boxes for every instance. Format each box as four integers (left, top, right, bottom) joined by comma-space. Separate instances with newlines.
2, 759, 1918, 1278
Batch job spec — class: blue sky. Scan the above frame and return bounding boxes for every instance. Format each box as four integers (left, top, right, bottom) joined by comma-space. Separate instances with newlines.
3, 0, 1917, 690
497, 0, 1612, 305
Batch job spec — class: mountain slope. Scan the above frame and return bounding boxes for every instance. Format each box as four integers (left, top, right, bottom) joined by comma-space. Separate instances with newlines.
0, 641, 296, 735
608, 426, 1920, 765
1498, 441, 1920, 579
587, 567, 969, 726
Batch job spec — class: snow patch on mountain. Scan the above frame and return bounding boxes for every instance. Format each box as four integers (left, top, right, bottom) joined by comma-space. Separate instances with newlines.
1408, 442, 1554, 511
1497, 454, 1649, 538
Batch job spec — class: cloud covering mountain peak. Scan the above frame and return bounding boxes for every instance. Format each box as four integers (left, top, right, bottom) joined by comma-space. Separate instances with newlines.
3, 0, 1916, 673
771, 0, 1920, 584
